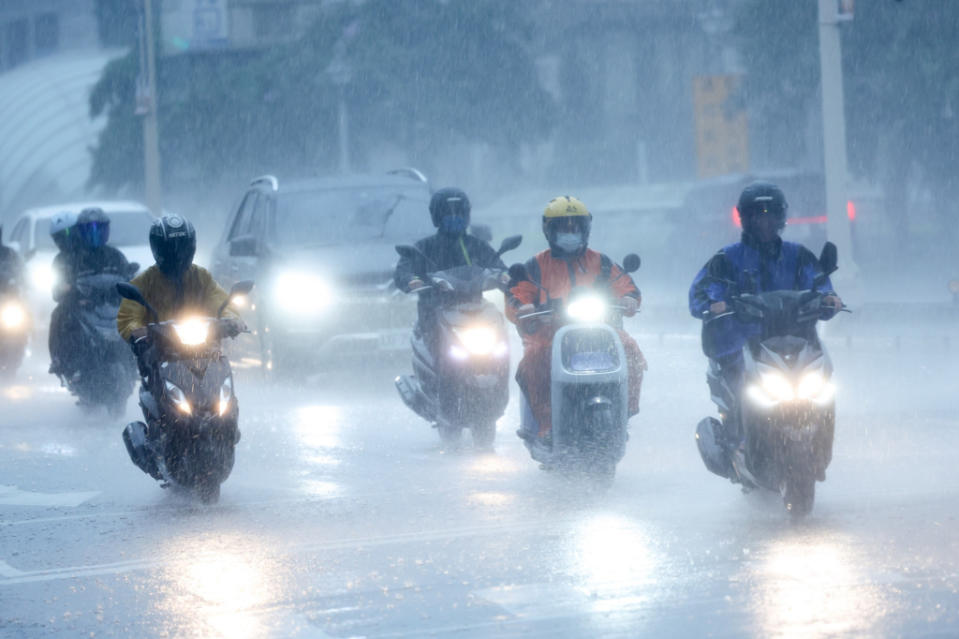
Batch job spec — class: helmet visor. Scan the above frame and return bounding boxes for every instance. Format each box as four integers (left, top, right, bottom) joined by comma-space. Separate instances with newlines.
546, 216, 590, 236
78, 221, 110, 248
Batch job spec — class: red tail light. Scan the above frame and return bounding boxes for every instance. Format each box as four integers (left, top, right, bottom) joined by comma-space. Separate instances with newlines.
732, 206, 741, 228
847, 200, 856, 221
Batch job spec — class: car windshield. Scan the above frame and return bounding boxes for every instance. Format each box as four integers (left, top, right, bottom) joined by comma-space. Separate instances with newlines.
35, 211, 153, 250
273, 186, 433, 246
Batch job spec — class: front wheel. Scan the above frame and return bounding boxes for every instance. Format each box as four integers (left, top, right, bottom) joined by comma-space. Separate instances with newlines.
196, 479, 221, 504
437, 423, 462, 446
782, 472, 815, 517
470, 421, 496, 449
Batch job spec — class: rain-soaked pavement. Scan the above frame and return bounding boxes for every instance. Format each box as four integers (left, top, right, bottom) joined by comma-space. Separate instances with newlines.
1, 316, 958, 638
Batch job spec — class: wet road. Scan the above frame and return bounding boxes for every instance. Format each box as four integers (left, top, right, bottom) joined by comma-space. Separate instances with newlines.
1, 320, 958, 638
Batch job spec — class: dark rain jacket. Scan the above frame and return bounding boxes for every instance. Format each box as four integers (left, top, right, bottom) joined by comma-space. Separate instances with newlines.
689, 234, 836, 359
393, 231, 506, 321
53, 245, 131, 303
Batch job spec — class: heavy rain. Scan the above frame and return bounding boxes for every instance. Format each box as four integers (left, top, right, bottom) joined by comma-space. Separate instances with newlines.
0, 1, 957, 637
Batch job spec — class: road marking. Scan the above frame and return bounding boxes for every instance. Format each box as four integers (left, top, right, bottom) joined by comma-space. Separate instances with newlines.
0, 485, 99, 508
0, 561, 25, 577
0, 519, 549, 586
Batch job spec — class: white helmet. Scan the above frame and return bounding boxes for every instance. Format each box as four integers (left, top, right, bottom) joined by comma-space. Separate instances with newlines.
49, 211, 78, 236
49, 211, 78, 251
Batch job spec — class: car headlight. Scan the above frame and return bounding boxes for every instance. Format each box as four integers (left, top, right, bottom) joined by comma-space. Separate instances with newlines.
173, 318, 211, 346
164, 380, 192, 414
0, 301, 27, 330
453, 326, 499, 356
567, 296, 607, 322
29, 261, 56, 293
274, 270, 333, 315
218, 376, 233, 417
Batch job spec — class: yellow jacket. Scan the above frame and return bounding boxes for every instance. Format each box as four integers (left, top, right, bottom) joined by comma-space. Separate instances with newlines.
117, 265, 240, 341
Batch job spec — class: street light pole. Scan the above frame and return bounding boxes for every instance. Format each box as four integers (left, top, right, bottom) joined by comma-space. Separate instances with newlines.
141, 0, 163, 216
817, 0, 858, 280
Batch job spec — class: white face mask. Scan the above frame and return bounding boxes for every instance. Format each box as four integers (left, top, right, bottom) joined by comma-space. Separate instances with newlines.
555, 232, 584, 254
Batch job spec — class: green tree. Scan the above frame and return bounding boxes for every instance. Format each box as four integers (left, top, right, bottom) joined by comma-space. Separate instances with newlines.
88, 1, 553, 194
733, 0, 959, 251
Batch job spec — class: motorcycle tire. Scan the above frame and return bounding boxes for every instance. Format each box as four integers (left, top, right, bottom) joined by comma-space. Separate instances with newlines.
196, 479, 221, 505
437, 424, 462, 446
470, 421, 496, 449
782, 471, 816, 518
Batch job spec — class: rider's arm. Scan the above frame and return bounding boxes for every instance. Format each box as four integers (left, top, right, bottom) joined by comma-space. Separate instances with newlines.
393, 241, 426, 292
117, 296, 148, 342
689, 252, 729, 318
505, 279, 538, 325
796, 246, 841, 317
197, 267, 239, 321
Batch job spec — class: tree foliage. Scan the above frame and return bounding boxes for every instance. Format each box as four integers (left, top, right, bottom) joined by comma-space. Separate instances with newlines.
88, 1, 553, 194
734, 0, 959, 243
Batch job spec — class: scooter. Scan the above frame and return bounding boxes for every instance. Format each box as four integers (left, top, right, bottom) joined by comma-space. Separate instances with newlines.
0, 273, 30, 379
394, 235, 522, 447
118, 280, 253, 504
57, 267, 139, 415
696, 242, 845, 516
512, 254, 642, 481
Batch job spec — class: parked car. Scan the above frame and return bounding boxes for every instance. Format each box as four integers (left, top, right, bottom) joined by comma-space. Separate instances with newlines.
5, 201, 155, 327
210, 170, 435, 372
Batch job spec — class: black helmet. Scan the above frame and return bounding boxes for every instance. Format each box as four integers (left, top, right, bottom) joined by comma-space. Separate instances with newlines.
149, 215, 196, 279
76, 207, 111, 249
737, 181, 787, 233
429, 187, 471, 233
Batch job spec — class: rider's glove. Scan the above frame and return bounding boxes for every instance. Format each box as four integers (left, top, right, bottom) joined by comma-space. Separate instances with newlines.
408, 278, 426, 291
222, 318, 248, 338
131, 335, 151, 358
517, 303, 548, 334
621, 296, 639, 317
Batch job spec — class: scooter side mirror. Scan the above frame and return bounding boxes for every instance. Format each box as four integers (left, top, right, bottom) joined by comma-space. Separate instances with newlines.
819, 241, 838, 276
496, 235, 523, 257
116, 282, 159, 323
395, 244, 432, 279
508, 263, 529, 283
219, 280, 254, 318
622, 254, 641, 273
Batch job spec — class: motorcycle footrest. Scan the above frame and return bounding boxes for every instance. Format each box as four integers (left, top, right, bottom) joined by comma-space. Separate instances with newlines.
122, 421, 162, 480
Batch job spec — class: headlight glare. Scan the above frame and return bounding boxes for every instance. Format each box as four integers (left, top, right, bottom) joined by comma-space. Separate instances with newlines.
454, 326, 498, 355
218, 377, 233, 416
760, 371, 795, 402
29, 261, 56, 293
274, 271, 333, 315
797, 372, 825, 399
164, 380, 192, 414
567, 296, 607, 322
0, 302, 26, 330
173, 318, 211, 346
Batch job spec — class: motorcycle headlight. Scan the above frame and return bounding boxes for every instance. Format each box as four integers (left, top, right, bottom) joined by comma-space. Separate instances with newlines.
274, 270, 333, 315
164, 380, 192, 414
566, 296, 607, 322
218, 377, 233, 417
759, 371, 795, 402
0, 301, 26, 330
29, 261, 56, 294
173, 318, 211, 346
453, 326, 499, 356
798, 371, 836, 405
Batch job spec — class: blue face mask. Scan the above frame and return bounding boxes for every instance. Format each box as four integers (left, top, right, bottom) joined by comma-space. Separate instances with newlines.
555, 232, 584, 254
439, 214, 469, 235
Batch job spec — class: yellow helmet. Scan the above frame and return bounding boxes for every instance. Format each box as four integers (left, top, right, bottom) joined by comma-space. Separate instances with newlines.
542, 195, 592, 256
543, 195, 591, 219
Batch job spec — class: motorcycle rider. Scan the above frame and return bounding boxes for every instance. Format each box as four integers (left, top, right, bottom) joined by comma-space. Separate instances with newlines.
688, 181, 843, 457
117, 215, 244, 365
0, 225, 24, 287
49, 208, 132, 378
506, 195, 647, 444
393, 187, 507, 350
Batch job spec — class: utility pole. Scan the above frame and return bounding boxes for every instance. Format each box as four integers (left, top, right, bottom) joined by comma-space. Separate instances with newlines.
817, 0, 858, 281
139, 0, 163, 216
